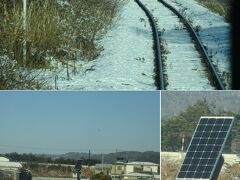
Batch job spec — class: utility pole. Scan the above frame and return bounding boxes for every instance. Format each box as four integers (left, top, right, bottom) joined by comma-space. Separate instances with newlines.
115, 149, 117, 177
101, 153, 104, 172
180, 134, 185, 159
75, 160, 83, 180
88, 149, 91, 166
23, 0, 28, 66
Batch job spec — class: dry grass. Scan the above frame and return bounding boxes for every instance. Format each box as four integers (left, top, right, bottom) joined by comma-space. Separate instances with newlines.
0, 0, 124, 89
24, 163, 95, 178
67, 0, 124, 61
0, 56, 48, 90
24, 163, 73, 178
161, 158, 240, 180
196, 0, 231, 21
0, 170, 15, 180
161, 158, 181, 180
219, 164, 240, 179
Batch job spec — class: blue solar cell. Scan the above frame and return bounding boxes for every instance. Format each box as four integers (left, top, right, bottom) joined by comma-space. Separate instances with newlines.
208, 158, 216, 165
215, 118, 225, 124
219, 132, 227, 138
197, 125, 205, 131
186, 152, 194, 158
186, 171, 194, 178
178, 172, 185, 178
224, 119, 232, 125
208, 138, 216, 145
215, 138, 224, 145
205, 145, 214, 151
202, 131, 211, 137
194, 152, 202, 158
205, 125, 214, 131
213, 125, 222, 131
194, 172, 202, 178
221, 125, 230, 131
202, 172, 211, 178
199, 118, 208, 124
192, 138, 200, 144
208, 118, 216, 124
199, 138, 208, 144
183, 158, 191, 164
210, 132, 219, 138
189, 165, 197, 171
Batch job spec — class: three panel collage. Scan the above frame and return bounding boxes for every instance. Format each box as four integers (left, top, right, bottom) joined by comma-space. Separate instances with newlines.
0, 0, 239, 180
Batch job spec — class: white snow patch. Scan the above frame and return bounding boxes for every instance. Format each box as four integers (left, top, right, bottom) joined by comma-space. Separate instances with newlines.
168, 0, 231, 89
46, 1, 156, 90
144, 0, 214, 90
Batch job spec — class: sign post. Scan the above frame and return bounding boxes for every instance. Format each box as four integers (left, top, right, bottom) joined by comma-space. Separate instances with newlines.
75, 159, 83, 180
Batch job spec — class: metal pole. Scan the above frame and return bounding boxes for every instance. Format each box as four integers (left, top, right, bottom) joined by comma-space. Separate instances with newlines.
23, 0, 27, 65
115, 149, 117, 176
101, 154, 103, 172
77, 171, 80, 180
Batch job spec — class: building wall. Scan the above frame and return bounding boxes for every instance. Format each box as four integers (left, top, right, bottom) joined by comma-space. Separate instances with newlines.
143, 166, 158, 173
111, 164, 125, 175
125, 165, 158, 174
125, 165, 134, 174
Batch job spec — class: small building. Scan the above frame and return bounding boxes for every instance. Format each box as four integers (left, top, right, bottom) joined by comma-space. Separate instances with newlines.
0, 157, 23, 179
94, 164, 112, 175
125, 162, 159, 174
0, 157, 22, 171
111, 161, 125, 177
111, 161, 159, 179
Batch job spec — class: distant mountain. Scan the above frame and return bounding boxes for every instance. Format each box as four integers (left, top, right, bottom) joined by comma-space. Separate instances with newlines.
51, 151, 160, 164
162, 91, 240, 120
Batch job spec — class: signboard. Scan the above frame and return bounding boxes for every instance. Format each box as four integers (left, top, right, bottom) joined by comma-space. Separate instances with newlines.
75, 159, 84, 171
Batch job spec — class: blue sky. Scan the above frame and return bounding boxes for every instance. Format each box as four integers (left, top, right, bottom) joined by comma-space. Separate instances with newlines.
0, 91, 160, 154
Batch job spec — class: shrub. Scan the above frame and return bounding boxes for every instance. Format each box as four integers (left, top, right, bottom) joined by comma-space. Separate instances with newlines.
0, 0, 124, 89
91, 172, 112, 180
0, 55, 47, 90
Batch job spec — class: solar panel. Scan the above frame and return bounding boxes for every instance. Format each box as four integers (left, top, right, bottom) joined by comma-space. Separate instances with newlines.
176, 116, 234, 180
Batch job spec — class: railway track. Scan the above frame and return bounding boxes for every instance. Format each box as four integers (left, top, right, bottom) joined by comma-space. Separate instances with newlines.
135, 0, 225, 90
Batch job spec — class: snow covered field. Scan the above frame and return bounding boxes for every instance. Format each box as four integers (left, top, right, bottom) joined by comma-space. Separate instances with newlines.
47, 0, 230, 90
47, 0, 156, 90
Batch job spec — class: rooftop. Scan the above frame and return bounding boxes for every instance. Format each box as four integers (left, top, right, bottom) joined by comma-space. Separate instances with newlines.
0, 157, 9, 162
125, 162, 158, 166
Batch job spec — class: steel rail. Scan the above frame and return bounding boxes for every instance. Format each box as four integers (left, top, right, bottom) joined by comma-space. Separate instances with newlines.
135, 0, 165, 90
158, 0, 225, 90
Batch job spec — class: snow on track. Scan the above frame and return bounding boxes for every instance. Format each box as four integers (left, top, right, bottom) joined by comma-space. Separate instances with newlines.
143, 0, 214, 90
48, 1, 155, 90
167, 0, 231, 89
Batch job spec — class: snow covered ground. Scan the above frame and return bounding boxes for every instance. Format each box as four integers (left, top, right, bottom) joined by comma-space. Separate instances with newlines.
168, 0, 231, 89
144, 0, 214, 90
30, 0, 231, 90
46, 1, 156, 90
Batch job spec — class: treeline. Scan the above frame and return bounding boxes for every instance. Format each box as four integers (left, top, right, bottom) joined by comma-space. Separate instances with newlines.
2, 152, 100, 165
162, 100, 240, 152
